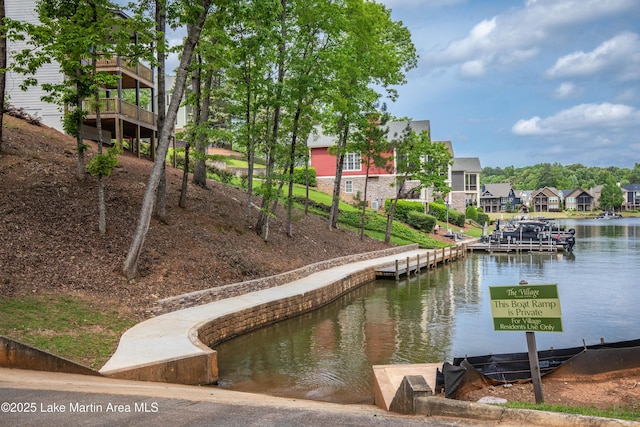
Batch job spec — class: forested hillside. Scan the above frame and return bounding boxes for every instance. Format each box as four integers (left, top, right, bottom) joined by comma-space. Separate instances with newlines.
0, 115, 389, 319
482, 162, 640, 190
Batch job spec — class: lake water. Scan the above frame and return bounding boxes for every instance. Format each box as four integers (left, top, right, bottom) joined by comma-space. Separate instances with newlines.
215, 217, 640, 404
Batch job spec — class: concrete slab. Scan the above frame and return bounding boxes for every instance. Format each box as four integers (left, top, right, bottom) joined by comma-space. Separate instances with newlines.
100, 248, 435, 382
372, 363, 441, 411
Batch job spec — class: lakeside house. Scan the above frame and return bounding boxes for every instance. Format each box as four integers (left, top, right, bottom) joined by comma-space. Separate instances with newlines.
480, 183, 518, 213
450, 158, 482, 211
5, 1, 158, 157
622, 184, 640, 211
308, 120, 481, 212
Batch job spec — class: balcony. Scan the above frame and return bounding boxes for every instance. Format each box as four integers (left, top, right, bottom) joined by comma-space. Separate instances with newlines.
82, 98, 157, 142
83, 98, 156, 128
95, 57, 154, 89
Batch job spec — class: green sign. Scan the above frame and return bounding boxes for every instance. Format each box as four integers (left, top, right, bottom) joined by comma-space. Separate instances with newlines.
489, 284, 563, 332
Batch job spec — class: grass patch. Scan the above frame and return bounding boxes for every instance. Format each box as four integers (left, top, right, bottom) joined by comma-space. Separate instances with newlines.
500, 401, 640, 422
0, 295, 136, 370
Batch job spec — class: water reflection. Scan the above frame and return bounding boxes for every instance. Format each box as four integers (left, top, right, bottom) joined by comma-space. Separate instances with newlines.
216, 218, 640, 403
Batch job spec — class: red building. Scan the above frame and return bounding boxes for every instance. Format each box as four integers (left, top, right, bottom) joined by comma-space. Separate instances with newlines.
309, 120, 454, 209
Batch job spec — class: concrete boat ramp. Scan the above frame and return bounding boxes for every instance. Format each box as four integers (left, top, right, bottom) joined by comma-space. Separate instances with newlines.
99, 244, 466, 406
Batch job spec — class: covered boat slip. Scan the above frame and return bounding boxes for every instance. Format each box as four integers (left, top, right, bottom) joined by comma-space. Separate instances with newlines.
467, 239, 568, 253
469, 218, 577, 253
441, 339, 640, 398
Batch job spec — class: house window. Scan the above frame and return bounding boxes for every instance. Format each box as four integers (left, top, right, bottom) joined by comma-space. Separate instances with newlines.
343, 153, 361, 171
465, 173, 478, 191
345, 179, 354, 193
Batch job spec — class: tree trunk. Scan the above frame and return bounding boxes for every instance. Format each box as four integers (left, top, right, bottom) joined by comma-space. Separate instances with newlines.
179, 142, 190, 208
255, 0, 287, 241
95, 88, 106, 234
360, 154, 371, 239
0, 0, 6, 153
329, 118, 347, 230
193, 58, 213, 188
154, 0, 167, 223
285, 103, 303, 237
385, 175, 406, 244
75, 74, 85, 180
245, 87, 256, 225
122, 2, 213, 280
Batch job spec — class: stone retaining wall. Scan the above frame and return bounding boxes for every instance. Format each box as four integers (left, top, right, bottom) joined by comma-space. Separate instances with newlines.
154, 244, 418, 315
197, 268, 376, 349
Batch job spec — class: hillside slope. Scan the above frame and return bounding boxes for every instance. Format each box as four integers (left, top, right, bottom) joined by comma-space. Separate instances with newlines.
0, 115, 389, 319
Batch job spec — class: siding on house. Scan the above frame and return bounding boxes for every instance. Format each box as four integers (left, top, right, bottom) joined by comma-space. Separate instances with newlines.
564, 188, 593, 211
307, 120, 468, 209
622, 184, 640, 211
531, 187, 561, 212
450, 157, 482, 210
480, 183, 517, 213
6, 2, 159, 157
6, 0, 66, 131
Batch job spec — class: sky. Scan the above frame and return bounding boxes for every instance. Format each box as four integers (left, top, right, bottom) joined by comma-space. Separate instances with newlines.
376, 0, 640, 169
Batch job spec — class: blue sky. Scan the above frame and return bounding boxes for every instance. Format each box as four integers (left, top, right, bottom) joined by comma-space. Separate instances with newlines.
377, 0, 640, 168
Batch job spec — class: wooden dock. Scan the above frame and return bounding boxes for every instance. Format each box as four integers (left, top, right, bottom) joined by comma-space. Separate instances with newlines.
467, 240, 565, 253
375, 245, 466, 279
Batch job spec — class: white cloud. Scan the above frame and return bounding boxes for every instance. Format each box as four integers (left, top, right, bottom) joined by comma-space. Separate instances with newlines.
546, 32, 640, 80
553, 82, 581, 99
460, 60, 486, 77
426, 0, 637, 75
512, 103, 640, 136
615, 88, 638, 103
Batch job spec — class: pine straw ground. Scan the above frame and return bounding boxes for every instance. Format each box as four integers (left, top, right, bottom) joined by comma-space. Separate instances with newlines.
1, 115, 639, 412
0, 114, 391, 319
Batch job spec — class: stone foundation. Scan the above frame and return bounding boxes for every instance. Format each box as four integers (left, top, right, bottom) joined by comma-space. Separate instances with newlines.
154, 245, 417, 315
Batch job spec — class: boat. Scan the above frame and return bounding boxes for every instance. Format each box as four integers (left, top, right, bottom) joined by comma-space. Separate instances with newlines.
488, 219, 576, 252
598, 211, 622, 219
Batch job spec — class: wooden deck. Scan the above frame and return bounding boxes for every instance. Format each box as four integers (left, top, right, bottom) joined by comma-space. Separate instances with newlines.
375, 245, 466, 279
467, 240, 565, 253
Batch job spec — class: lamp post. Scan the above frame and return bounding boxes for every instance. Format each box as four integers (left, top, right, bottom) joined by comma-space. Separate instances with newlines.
445, 194, 450, 233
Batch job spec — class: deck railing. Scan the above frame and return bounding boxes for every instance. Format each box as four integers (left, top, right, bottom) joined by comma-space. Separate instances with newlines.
96, 57, 153, 83
82, 98, 157, 127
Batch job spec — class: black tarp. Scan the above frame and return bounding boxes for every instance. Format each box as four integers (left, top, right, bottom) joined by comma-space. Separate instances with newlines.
441, 339, 640, 399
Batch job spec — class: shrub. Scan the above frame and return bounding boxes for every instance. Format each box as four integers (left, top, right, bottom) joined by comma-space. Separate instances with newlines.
208, 164, 234, 183
292, 167, 316, 186
291, 195, 331, 213
428, 202, 465, 227
477, 212, 490, 226
384, 199, 425, 222
406, 211, 436, 232
466, 205, 478, 222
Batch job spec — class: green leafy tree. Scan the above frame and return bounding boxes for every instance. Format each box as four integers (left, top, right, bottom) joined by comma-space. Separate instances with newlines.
7, 0, 153, 233
325, 0, 417, 231
224, 0, 281, 226
599, 180, 624, 211
385, 125, 452, 244
351, 102, 392, 239
122, 0, 216, 279
630, 163, 640, 184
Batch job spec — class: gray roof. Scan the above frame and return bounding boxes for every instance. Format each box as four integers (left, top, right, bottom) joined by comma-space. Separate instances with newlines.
308, 120, 431, 148
623, 184, 640, 191
565, 187, 592, 198
452, 157, 481, 172
482, 183, 512, 198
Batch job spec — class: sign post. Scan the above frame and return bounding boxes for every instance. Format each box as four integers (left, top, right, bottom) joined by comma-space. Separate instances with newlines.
489, 282, 563, 404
